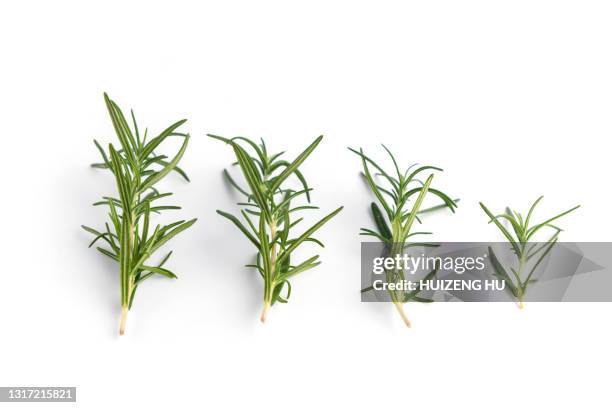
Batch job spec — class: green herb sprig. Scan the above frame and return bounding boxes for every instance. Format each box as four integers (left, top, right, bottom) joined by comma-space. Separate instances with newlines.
350, 146, 457, 327
480, 197, 579, 308
209, 134, 343, 323
82, 93, 197, 335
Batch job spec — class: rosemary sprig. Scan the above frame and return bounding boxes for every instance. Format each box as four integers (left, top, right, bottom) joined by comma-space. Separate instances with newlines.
209, 134, 343, 323
82, 93, 197, 335
480, 197, 579, 308
350, 146, 457, 327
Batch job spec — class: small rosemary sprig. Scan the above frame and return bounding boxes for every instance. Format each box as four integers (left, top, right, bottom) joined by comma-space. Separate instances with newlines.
350, 145, 457, 327
82, 93, 197, 335
480, 197, 579, 308
209, 134, 343, 323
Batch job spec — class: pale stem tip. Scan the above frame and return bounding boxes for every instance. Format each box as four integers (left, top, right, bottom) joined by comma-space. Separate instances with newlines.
260, 302, 271, 323
394, 302, 412, 328
119, 306, 128, 335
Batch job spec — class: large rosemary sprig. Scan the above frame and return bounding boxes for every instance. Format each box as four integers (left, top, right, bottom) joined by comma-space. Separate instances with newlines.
82, 93, 197, 335
350, 145, 457, 327
210, 134, 343, 323
480, 197, 579, 308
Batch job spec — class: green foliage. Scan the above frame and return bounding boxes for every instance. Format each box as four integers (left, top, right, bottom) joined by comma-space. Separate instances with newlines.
350, 145, 457, 326
82, 93, 196, 334
480, 196, 580, 307
210, 134, 343, 322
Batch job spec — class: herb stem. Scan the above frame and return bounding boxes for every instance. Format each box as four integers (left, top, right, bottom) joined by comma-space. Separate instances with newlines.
269, 221, 278, 280
119, 306, 128, 335
260, 302, 271, 323
516, 254, 526, 309
261, 221, 277, 323
393, 301, 412, 328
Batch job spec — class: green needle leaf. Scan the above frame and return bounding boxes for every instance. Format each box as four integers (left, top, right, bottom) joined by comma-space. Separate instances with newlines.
276, 206, 343, 265
217, 210, 260, 249
480, 202, 521, 254
371, 202, 392, 241
140, 265, 178, 279
140, 135, 190, 193
268, 135, 323, 196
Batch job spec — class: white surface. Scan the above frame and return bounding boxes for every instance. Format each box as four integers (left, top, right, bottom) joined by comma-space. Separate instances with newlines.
1, 1, 610, 407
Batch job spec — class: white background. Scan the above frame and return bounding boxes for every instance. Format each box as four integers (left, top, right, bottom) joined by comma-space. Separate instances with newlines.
1, 1, 610, 407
